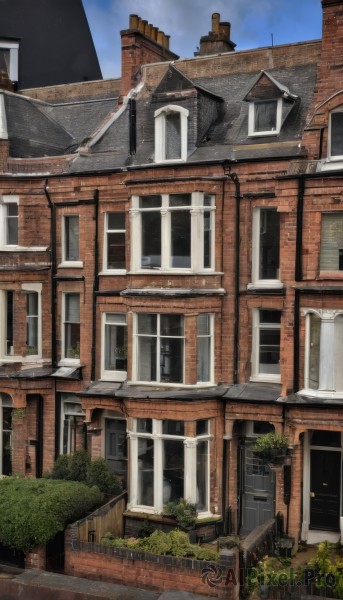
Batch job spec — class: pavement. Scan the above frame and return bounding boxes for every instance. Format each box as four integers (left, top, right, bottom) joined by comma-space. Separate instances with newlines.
0, 567, 214, 600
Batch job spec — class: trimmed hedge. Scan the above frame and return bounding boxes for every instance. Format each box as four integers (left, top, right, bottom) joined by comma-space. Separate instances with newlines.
0, 477, 102, 552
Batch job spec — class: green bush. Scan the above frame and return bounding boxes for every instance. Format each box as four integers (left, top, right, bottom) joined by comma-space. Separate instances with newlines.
101, 529, 219, 561
47, 451, 122, 495
162, 499, 198, 529
86, 458, 121, 495
0, 477, 102, 552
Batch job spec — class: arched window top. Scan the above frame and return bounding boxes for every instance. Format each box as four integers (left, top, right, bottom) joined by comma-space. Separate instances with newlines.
154, 105, 189, 163
0, 393, 12, 407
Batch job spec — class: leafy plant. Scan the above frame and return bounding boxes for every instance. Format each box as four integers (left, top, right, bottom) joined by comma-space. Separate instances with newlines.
162, 499, 198, 529
307, 541, 343, 597
251, 432, 288, 460
101, 529, 219, 561
0, 477, 102, 552
46, 451, 122, 495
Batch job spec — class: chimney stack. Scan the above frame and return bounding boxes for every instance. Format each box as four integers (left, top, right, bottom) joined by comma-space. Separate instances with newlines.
120, 14, 179, 100
195, 13, 236, 56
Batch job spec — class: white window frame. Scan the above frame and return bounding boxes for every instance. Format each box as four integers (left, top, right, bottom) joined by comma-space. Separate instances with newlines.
60, 215, 82, 268
22, 282, 42, 360
0, 40, 19, 82
60, 393, 85, 455
0, 196, 19, 248
128, 418, 211, 517
328, 106, 343, 162
101, 313, 127, 382
132, 313, 185, 386
154, 105, 189, 163
248, 98, 282, 137
0, 93, 8, 140
301, 308, 343, 398
102, 211, 126, 274
60, 292, 81, 366
197, 314, 214, 384
251, 309, 281, 383
130, 192, 215, 273
248, 207, 282, 290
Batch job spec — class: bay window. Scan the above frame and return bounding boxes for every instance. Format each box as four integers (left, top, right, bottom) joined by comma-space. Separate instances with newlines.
130, 192, 215, 272
129, 418, 210, 514
303, 309, 343, 396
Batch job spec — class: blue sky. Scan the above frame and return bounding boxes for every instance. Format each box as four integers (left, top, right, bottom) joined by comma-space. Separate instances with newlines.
82, 0, 323, 79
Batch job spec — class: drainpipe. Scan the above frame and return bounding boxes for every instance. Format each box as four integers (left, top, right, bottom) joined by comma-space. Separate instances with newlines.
91, 189, 99, 381
295, 175, 305, 282
229, 171, 242, 384
44, 180, 57, 367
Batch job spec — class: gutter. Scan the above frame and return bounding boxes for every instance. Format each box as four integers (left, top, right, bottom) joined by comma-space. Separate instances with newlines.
229, 172, 243, 384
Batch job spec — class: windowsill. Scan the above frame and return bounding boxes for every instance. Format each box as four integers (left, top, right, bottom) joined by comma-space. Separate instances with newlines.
0, 245, 48, 252
248, 131, 279, 138
58, 359, 82, 367
250, 375, 281, 384
318, 271, 343, 279
127, 380, 217, 388
100, 372, 127, 382
58, 261, 84, 269
320, 160, 343, 172
154, 158, 186, 164
298, 388, 343, 400
0, 356, 44, 365
128, 270, 220, 276
247, 281, 284, 290
99, 269, 127, 276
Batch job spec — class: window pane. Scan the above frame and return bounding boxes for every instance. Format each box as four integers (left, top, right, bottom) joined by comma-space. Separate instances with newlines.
65, 216, 79, 261
136, 419, 152, 433
0, 49, 10, 75
6, 291, 13, 355
138, 336, 157, 381
197, 314, 210, 336
165, 113, 181, 159
107, 232, 125, 269
197, 336, 211, 382
138, 438, 154, 506
65, 324, 80, 358
309, 314, 320, 390
105, 321, 127, 371
141, 211, 161, 268
196, 440, 208, 511
108, 213, 125, 229
163, 439, 184, 503
138, 314, 157, 335
331, 112, 343, 157
139, 195, 162, 209
254, 101, 277, 132
170, 210, 191, 268
259, 327, 280, 374
320, 213, 343, 271
311, 430, 341, 447
160, 315, 183, 336
204, 211, 212, 268
169, 194, 192, 207
162, 420, 184, 436
6, 204, 18, 245
160, 337, 183, 383
260, 310, 281, 324
2, 429, 12, 475
196, 419, 209, 436
259, 209, 280, 279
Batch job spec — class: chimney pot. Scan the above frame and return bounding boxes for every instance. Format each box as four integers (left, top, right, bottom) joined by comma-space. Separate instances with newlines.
138, 19, 146, 33
129, 14, 139, 29
212, 13, 220, 34
165, 34, 170, 49
157, 31, 164, 45
151, 26, 158, 41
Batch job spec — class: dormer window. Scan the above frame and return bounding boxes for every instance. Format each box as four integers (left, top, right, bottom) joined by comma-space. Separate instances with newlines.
0, 40, 19, 82
154, 105, 189, 163
248, 99, 282, 136
329, 107, 343, 160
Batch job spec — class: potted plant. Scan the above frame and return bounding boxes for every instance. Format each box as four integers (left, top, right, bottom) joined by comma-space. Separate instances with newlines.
251, 432, 289, 464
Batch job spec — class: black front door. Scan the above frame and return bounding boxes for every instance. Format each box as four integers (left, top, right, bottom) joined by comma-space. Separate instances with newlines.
310, 449, 341, 531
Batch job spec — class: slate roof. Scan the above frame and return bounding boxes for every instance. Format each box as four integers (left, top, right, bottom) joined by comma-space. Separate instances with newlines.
2, 42, 319, 171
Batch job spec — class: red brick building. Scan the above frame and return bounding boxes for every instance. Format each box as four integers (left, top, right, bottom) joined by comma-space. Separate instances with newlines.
0, 0, 342, 548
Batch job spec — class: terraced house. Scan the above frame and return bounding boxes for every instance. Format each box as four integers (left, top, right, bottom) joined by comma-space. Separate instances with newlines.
1, 0, 343, 549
